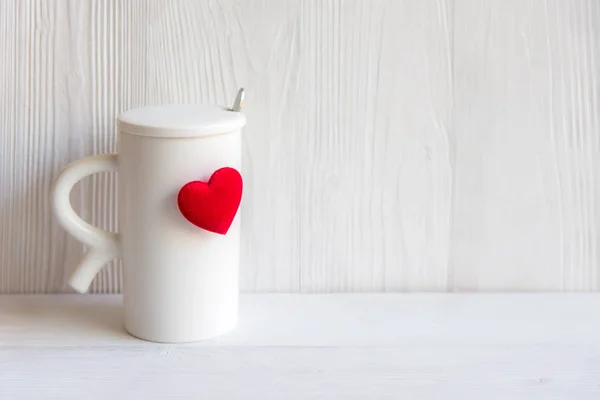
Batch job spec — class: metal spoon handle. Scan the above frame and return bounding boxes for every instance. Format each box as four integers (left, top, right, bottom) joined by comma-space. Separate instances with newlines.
231, 88, 245, 112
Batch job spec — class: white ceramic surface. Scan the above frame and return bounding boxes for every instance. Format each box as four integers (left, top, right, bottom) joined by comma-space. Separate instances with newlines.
51, 104, 245, 342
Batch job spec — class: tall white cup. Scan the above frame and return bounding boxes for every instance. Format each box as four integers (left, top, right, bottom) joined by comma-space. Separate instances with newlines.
52, 102, 246, 343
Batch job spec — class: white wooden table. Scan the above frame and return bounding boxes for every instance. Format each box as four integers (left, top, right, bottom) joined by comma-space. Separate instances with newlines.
1, 294, 599, 399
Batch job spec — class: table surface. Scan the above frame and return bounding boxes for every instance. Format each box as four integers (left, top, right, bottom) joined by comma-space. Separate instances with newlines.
1, 294, 600, 399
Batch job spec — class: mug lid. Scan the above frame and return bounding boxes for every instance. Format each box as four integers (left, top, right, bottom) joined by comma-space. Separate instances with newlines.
117, 104, 246, 138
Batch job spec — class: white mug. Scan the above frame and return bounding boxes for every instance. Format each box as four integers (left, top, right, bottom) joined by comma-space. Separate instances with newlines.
52, 94, 246, 343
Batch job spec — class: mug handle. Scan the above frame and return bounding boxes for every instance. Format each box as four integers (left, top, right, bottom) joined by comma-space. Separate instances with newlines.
52, 154, 120, 293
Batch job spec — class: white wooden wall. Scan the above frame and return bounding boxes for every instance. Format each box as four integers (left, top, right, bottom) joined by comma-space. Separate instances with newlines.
1, 0, 599, 293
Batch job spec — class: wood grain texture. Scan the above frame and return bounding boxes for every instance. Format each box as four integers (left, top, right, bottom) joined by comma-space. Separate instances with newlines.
0, 0, 453, 293
0, 0, 599, 293
1, 294, 600, 398
451, 0, 600, 290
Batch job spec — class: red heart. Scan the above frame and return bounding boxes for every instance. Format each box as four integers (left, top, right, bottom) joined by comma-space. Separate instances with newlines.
177, 167, 243, 235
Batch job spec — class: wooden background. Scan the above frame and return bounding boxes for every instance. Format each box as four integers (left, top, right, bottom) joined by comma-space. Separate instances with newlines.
1, 0, 599, 293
